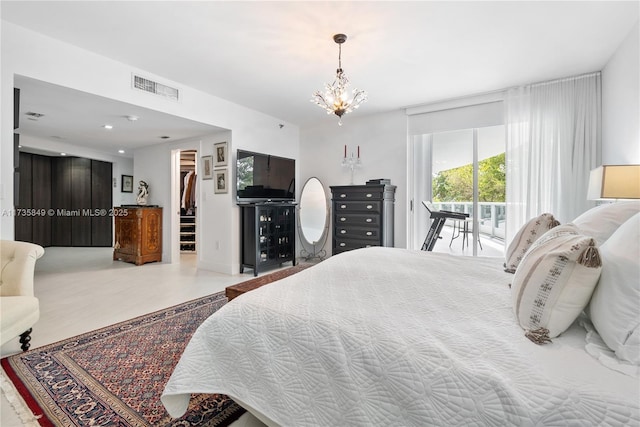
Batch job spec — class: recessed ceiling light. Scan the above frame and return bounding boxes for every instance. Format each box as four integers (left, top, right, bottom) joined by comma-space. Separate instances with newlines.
60, 152, 67, 156
126, 115, 139, 122
103, 124, 113, 130
118, 149, 125, 154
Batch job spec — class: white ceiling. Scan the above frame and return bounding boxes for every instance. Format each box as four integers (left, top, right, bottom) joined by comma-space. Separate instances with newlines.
14, 75, 224, 157
3, 1, 638, 155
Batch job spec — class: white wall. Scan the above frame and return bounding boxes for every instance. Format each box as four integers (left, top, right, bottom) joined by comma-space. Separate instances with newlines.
301, 21, 638, 256
300, 110, 408, 254
4, 17, 635, 268
1, 21, 299, 275
132, 131, 232, 272
602, 21, 639, 164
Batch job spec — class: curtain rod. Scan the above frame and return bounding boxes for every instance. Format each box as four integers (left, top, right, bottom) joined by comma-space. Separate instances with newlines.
403, 88, 505, 113
526, 71, 601, 89
404, 89, 505, 116
405, 70, 602, 115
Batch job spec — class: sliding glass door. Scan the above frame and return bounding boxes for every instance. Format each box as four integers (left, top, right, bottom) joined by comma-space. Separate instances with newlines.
411, 125, 505, 256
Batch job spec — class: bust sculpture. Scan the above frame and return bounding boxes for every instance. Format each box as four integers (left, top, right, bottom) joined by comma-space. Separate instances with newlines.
137, 180, 149, 205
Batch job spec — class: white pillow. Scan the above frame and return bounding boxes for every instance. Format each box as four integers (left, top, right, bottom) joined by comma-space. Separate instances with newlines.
504, 213, 560, 273
589, 213, 640, 365
573, 201, 640, 246
512, 224, 602, 342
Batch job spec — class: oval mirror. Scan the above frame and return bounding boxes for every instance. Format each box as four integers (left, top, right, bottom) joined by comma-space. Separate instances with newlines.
299, 177, 328, 249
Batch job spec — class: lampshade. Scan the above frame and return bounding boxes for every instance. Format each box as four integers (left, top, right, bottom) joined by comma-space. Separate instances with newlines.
587, 165, 640, 199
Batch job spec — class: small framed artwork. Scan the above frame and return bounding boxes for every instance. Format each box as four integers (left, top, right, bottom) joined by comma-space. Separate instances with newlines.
201, 155, 213, 180
214, 169, 228, 194
121, 175, 133, 193
214, 142, 228, 168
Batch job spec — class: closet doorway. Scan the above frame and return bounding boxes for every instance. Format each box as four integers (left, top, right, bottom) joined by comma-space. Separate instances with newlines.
178, 150, 198, 261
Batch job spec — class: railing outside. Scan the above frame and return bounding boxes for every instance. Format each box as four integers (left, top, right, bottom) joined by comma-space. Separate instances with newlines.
431, 202, 506, 240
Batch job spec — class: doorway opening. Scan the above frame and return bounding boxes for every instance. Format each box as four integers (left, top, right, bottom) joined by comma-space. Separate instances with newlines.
175, 149, 198, 265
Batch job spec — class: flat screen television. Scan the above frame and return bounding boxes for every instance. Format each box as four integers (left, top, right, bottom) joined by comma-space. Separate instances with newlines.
236, 149, 295, 203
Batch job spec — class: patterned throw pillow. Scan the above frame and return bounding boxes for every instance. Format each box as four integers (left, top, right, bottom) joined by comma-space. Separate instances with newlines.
511, 224, 602, 344
504, 213, 560, 273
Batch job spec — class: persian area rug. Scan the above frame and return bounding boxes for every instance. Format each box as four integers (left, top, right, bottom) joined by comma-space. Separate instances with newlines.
1, 291, 240, 426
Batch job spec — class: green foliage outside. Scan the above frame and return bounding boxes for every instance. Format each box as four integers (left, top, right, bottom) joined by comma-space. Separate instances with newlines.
236, 156, 254, 190
432, 152, 505, 202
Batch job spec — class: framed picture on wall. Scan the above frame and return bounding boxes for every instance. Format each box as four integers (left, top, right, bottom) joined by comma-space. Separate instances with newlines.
214, 169, 228, 194
202, 155, 213, 180
121, 175, 133, 193
214, 142, 228, 168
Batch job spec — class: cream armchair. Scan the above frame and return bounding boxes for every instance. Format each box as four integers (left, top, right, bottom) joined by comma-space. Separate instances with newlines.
1, 240, 44, 351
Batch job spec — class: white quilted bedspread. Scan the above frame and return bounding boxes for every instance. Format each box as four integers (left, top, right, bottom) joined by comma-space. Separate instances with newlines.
162, 247, 640, 426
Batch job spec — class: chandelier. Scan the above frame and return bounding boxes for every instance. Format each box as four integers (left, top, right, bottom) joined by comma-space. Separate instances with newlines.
311, 33, 368, 126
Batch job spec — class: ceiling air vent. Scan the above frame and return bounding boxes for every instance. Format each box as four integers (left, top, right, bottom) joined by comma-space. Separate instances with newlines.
132, 74, 179, 101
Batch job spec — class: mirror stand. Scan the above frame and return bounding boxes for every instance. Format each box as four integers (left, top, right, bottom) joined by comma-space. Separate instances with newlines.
297, 177, 329, 262
298, 233, 328, 261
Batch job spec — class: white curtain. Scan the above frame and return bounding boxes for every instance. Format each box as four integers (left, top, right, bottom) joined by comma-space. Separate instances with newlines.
505, 73, 601, 244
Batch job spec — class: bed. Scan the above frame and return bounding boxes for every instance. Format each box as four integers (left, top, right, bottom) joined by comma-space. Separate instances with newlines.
162, 227, 640, 426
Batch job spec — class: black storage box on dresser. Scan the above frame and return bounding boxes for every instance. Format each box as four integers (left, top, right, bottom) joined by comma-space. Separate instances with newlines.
330, 184, 396, 254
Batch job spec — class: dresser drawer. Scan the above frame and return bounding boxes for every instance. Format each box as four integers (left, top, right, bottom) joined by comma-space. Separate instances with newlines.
333, 237, 379, 253
334, 213, 380, 227
335, 226, 379, 240
333, 188, 384, 200
334, 201, 381, 213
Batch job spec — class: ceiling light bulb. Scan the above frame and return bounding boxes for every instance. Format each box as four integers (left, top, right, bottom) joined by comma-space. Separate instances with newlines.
103, 124, 113, 130
118, 150, 125, 154
60, 152, 67, 156
126, 115, 139, 122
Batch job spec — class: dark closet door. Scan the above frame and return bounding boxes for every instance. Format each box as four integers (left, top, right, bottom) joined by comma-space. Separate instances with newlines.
91, 159, 113, 246
31, 154, 52, 247
51, 157, 72, 246
14, 88, 20, 130
17, 154, 113, 247
71, 157, 92, 246
14, 152, 32, 243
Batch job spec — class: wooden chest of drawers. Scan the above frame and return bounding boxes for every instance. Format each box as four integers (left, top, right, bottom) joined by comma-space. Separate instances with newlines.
113, 206, 162, 265
330, 185, 396, 255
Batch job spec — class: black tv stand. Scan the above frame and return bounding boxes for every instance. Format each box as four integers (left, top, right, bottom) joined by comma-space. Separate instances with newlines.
239, 202, 296, 276
237, 200, 297, 206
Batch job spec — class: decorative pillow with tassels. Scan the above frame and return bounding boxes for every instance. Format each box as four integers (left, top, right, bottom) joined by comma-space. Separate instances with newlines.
504, 213, 560, 273
511, 223, 602, 344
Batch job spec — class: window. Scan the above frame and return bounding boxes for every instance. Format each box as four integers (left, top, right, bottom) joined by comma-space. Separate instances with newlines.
408, 101, 505, 256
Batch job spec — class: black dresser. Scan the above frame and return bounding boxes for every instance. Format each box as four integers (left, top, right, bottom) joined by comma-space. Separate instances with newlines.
330, 184, 396, 255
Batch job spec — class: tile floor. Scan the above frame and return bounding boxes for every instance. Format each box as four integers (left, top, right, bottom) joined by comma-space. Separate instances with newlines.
1, 247, 267, 427
426, 224, 505, 257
